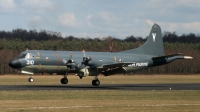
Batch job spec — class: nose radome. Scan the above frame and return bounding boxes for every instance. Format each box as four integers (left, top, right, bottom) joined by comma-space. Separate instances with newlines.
9, 59, 22, 68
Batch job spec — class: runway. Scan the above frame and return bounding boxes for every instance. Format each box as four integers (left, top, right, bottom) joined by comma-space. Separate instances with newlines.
0, 83, 200, 90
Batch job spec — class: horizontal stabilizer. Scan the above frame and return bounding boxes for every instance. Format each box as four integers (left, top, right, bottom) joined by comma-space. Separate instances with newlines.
152, 53, 193, 60
152, 53, 182, 60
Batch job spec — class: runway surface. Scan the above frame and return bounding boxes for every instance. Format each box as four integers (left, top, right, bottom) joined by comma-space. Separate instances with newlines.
0, 83, 200, 90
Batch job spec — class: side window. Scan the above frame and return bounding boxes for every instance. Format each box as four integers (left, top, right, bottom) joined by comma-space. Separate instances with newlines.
25, 53, 33, 59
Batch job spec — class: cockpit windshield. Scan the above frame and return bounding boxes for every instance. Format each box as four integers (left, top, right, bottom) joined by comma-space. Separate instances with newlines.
25, 53, 33, 59
18, 52, 34, 59
18, 54, 27, 58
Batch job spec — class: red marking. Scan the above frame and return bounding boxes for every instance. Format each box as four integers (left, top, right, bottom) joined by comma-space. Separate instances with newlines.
55, 51, 60, 70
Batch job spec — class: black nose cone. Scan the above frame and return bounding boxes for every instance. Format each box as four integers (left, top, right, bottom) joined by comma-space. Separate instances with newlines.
9, 59, 21, 68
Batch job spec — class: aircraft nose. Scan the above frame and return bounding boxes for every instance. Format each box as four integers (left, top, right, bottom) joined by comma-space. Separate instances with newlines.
9, 58, 22, 68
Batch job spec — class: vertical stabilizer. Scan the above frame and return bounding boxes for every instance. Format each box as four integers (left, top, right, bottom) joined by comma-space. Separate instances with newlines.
121, 24, 165, 56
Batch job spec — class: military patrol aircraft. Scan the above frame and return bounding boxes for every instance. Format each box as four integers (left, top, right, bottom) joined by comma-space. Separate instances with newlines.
9, 24, 193, 86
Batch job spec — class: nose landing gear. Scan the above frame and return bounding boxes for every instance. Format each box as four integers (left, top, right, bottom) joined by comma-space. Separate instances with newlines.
28, 78, 34, 82
28, 74, 34, 82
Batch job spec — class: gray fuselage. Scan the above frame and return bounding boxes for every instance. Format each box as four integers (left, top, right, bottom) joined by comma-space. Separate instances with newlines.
15, 50, 155, 75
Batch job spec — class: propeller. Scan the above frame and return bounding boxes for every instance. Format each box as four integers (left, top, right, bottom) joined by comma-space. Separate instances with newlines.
81, 49, 92, 66
63, 52, 77, 70
78, 49, 93, 77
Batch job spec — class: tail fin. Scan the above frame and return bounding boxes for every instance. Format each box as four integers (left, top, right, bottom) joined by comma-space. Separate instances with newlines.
121, 23, 165, 56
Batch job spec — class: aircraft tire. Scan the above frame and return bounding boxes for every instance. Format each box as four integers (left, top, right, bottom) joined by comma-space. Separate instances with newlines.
28, 78, 34, 82
92, 80, 100, 86
60, 78, 68, 84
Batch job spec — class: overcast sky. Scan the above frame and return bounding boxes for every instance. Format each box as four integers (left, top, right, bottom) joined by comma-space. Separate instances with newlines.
0, 0, 200, 39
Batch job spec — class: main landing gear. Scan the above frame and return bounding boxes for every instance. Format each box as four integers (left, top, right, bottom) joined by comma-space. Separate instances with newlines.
60, 78, 68, 84
60, 73, 68, 84
60, 75, 100, 86
92, 76, 100, 86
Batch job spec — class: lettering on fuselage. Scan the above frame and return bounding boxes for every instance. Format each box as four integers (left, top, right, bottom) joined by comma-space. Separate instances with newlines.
26, 60, 34, 65
128, 62, 148, 67
25, 52, 35, 65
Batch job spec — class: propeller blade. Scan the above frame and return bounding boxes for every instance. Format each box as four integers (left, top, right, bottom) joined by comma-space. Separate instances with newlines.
70, 52, 73, 59
62, 59, 67, 64
82, 49, 86, 57
63, 52, 76, 70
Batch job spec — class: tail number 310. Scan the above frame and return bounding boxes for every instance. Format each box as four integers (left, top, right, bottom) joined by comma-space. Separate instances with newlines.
27, 60, 34, 65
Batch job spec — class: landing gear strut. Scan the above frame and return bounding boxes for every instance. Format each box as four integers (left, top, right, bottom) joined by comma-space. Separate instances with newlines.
92, 76, 100, 86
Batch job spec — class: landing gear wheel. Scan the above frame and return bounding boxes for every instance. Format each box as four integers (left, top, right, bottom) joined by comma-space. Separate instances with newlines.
28, 78, 34, 82
92, 80, 100, 86
60, 78, 68, 84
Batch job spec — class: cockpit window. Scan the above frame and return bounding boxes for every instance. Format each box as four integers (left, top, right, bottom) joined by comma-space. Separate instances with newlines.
25, 53, 33, 59
18, 54, 26, 58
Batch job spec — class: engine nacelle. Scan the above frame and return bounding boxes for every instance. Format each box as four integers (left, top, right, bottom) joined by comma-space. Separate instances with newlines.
77, 68, 99, 77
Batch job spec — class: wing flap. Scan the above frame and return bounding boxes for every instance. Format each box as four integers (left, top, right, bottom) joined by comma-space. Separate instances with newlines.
98, 62, 134, 69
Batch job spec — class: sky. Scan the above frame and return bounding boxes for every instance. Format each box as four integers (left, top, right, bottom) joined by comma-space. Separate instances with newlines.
0, 0, 200, 39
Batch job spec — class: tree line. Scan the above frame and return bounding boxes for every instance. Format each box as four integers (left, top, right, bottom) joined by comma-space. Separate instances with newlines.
1, 28, 200, 43
0, 29, 200, 75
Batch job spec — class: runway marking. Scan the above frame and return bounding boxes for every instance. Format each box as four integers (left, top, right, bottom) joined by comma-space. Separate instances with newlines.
132, 104, 200, 107
6, 106, 104, 110
4, 104, 200, 110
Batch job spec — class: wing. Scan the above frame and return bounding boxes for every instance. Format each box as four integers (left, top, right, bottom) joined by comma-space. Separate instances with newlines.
97, 62, 134, 69
97, 62, 134, 76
